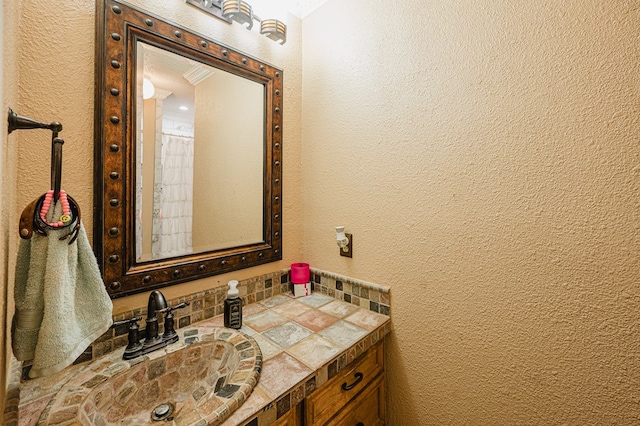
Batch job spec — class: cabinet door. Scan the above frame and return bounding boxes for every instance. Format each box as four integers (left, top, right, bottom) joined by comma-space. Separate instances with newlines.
326, 373, 385, 426
305, 343, 384, 425
272, 402, 302, 426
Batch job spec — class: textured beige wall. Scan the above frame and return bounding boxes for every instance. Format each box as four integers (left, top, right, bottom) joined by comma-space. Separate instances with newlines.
4, 0, 640, 423
193, 72, 264, 250
302, 0, 640, 424
1, 0, 21, 405
7, 0, 302, 315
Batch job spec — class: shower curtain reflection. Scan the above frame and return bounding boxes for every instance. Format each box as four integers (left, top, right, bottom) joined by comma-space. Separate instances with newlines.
152, 134, 194, 258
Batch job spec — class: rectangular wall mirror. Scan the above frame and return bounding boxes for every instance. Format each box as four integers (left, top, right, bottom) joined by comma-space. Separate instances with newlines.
94, 0, 283, 298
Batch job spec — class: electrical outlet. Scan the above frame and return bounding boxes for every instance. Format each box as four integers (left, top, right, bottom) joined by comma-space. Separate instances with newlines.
340, 233, 353, 258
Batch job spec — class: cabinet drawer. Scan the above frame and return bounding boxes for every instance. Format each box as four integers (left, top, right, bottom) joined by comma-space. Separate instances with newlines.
305, 342, 384, 426
326, 373, 385, 426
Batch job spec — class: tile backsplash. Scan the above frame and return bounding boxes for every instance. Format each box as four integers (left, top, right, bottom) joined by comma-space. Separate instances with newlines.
18, 267, 391, 380
309, 268, 391, 316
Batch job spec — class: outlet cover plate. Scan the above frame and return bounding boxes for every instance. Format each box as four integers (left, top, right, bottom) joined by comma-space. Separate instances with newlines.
340, 233, 352, 258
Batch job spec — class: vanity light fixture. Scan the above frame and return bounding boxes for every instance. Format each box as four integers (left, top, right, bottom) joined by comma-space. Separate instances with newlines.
185, 0, 233, 23
186, 0, 286, 44
260, 19, 287, 45
222, 0, 254, 29
336, 226, 353, 258
222, 0, 287, 44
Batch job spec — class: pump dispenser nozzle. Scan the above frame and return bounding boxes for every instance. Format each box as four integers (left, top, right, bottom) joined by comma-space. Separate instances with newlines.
227, 280, 239, 298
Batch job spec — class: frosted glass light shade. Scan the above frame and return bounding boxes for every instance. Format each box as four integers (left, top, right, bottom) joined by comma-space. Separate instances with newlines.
222, 0, 254, 29
142, 78, 155, 99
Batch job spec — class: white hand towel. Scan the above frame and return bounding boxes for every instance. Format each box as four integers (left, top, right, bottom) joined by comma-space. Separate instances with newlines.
12, 212, 113, 378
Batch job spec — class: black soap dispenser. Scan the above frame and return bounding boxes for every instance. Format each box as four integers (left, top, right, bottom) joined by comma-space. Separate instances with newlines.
224, 280, 242, 329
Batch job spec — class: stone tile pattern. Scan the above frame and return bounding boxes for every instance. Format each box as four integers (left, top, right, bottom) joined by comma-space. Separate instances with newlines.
35, 327, 261, 426
221, 293, 391, 426
17, 270, 289, 379
23, 268, 389, 375
308, 268, 391, 316
3, 358, 21, 426
9, 268, 391, 425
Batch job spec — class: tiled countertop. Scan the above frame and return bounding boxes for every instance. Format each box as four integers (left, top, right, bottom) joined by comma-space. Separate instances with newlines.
16, 292, 391, 425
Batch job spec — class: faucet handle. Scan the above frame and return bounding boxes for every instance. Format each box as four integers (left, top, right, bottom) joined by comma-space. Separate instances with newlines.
160, 301, 190, 314
112, 317, 142, 328
111, 317, 143, 356
158, 301, 190, 314
161, 302, 190, 341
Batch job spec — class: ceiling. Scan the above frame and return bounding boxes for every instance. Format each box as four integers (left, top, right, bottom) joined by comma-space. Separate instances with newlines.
291, 0, 330, 18
251, 0, 329, 19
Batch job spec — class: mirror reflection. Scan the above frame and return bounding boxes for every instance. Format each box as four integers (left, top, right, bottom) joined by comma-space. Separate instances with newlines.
135, 42, 265, 262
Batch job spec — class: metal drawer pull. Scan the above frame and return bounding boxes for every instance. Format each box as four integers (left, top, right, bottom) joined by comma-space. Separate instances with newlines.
342, 372, 364, 391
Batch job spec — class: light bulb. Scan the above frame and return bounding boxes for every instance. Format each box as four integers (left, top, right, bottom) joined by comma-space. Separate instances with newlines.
143, 78, 155, 100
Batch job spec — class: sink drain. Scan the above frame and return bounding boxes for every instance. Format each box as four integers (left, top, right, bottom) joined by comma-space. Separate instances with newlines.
151, 403, 174, 421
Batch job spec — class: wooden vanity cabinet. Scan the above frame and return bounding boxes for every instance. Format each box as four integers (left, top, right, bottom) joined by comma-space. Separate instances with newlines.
326, 373, 385, 426
304, 342, 385, 426
273, 402, 303, 426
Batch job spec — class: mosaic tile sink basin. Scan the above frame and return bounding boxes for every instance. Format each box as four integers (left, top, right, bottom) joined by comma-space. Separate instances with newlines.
38, 327, 261, 426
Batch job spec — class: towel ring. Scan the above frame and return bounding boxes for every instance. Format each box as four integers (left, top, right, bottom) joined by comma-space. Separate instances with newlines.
20, 192, 81, 244
9, 108, 81, 243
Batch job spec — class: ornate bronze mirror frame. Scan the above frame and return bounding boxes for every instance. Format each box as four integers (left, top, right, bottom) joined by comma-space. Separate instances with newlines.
94, 0, 283, 298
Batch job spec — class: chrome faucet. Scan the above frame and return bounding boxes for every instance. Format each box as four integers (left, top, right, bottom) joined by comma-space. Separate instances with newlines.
112, 290, 189, 360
